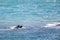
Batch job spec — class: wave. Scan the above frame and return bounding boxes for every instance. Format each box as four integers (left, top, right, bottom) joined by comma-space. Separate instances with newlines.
9, 26, 16, 29
0, 26, 16, 31
0, 26, 26, 31
44, 22, 60, 29
0, 22, 60, 31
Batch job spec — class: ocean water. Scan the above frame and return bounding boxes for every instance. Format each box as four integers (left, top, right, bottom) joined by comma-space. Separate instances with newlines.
0, 0, 60, 40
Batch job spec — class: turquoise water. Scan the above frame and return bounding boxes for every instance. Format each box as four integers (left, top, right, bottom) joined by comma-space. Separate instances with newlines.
0, 0, 60, 40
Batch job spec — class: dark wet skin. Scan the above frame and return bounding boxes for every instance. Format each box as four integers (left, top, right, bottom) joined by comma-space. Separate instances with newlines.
16, 25, 23, 29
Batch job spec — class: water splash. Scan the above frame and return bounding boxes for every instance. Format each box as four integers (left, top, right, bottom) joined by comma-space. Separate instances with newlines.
44, 22, 60, 29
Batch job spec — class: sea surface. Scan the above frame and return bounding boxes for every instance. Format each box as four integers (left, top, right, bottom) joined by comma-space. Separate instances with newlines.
0, 0, 60, 40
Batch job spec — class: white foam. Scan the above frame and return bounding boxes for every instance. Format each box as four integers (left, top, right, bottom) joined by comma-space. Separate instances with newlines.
0, 26, 17, 31
44, 22, 60, 28
0, 26, 16, 31
0, 26, 25, 31
9, 26, 16, 29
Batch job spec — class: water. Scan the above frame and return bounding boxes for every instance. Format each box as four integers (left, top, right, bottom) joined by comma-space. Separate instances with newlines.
0, 0, 60, 40
0, 28, 60, 40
